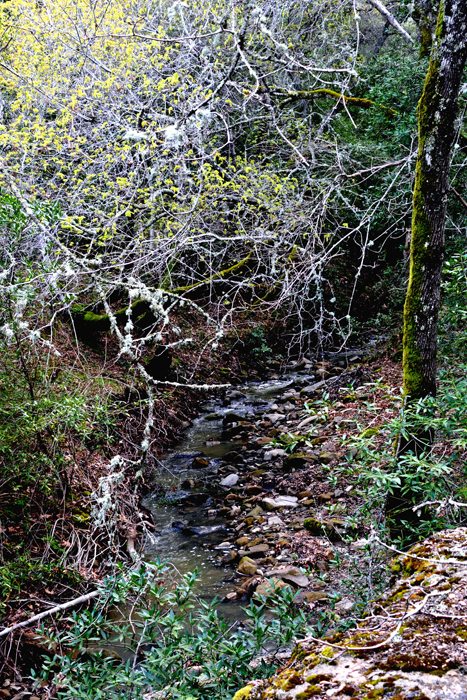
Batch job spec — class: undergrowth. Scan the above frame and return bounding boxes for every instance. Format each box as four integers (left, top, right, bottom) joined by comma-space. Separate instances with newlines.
36, 562, 313, 700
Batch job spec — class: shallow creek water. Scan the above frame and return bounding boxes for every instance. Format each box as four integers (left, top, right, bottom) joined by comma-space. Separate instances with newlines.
141, 374, 306, 617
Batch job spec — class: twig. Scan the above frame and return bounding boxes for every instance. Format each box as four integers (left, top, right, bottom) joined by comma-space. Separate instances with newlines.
0, 590, 101, 638
344, 153, 416, 179
413, 497, 467, 514
451, 186, 467, 211
297, 593, 434, 652
374, 534, 467, 566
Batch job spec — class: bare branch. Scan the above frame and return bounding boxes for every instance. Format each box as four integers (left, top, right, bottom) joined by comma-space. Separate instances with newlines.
366, 0, 414, 43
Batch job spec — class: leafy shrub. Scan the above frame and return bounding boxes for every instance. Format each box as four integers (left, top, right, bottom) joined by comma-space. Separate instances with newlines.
37, 562, 313, 700
243, 326, 272, 363
330, 376, 467, 544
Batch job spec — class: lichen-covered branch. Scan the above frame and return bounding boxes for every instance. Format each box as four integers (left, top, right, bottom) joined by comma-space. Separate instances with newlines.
273, 88, 398, 115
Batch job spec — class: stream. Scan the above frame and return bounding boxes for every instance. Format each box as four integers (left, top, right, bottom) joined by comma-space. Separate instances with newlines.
140, 352, 361, 616
141, 376, 299, 617
107, 344, 375, 658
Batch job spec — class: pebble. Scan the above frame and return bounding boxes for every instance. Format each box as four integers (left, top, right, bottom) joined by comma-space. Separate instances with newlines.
262, 413, 286, 424
220, 473, 239, 487
262, 496, 298, 510
263, 448, 285, 462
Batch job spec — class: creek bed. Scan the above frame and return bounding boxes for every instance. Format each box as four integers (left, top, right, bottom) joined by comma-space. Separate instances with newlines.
141, 375, 304, 615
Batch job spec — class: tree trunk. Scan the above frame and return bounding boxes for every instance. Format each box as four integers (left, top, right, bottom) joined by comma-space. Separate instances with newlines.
403, 0, 467, 404
386, 0, 467, 530
413, 0, 436, 58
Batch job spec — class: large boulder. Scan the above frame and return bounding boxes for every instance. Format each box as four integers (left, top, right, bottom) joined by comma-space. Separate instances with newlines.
233, 527, 467, 699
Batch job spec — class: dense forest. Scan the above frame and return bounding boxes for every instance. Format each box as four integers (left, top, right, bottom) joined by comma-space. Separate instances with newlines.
1, 0, 467, 697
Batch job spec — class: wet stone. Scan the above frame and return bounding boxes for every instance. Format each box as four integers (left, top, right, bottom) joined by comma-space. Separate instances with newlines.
180, 479, 195, 489
221, 550, 238, 565
220, 473, 239, 487
192, 457, 210, 468
223, 411, 246, 424
262, 496, 299, 510
237, 557, 258, 576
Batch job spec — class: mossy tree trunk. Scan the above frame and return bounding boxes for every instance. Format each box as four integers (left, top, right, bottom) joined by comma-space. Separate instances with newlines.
387, 0, 467, 527
414, 0, 436, 58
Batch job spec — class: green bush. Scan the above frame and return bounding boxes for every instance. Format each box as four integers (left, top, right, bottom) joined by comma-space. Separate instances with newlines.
243, 326, 272, 363
37, 562, 313, 700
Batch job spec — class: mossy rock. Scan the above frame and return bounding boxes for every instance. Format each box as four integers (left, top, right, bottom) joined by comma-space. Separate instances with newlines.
241, 528, 467, 700
303, 516, 357, 541
232, 686, 253, 700
283, 453, 313, 470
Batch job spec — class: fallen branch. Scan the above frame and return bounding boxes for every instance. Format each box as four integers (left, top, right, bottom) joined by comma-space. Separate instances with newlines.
366, 0, 414, 44
170, 252, 253, 294
373, 534, 467, 566
0, 590, 101, 639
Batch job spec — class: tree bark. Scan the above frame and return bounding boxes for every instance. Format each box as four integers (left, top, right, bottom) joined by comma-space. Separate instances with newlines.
386, 0, 467, 530
403, 0, 467, 404
413, 0, 437, 58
